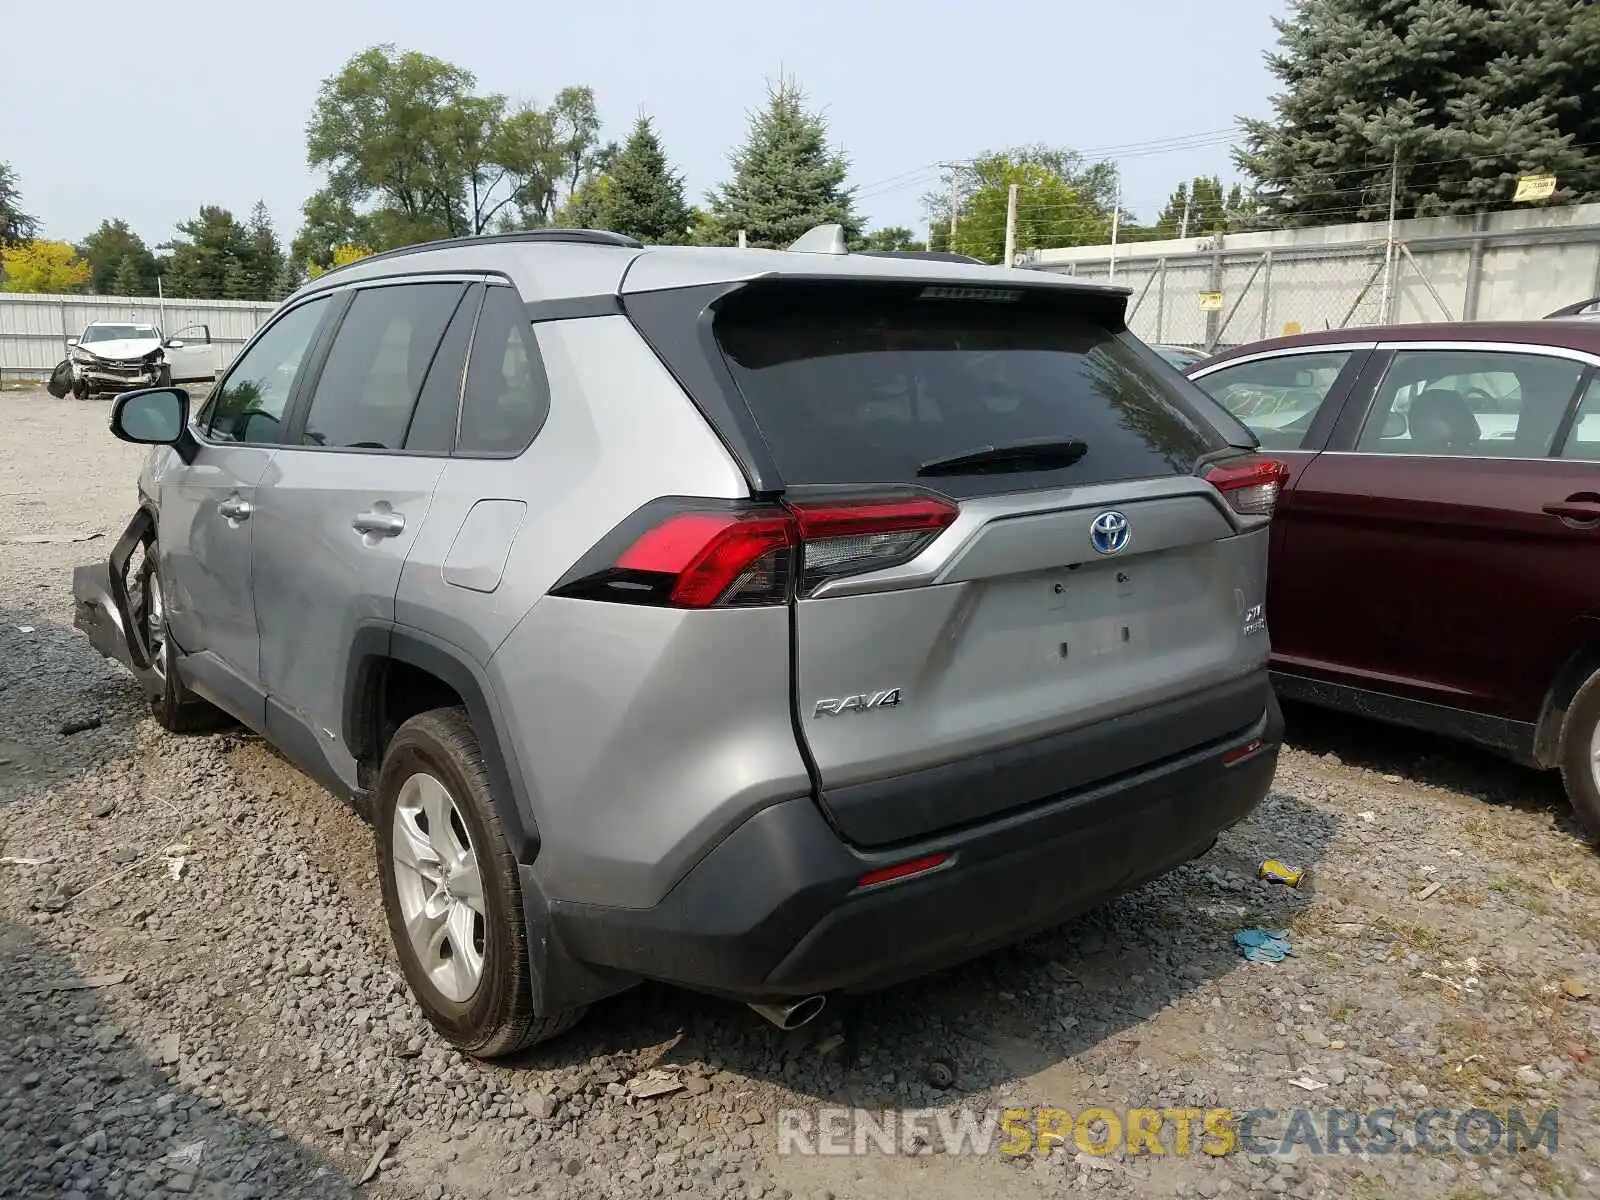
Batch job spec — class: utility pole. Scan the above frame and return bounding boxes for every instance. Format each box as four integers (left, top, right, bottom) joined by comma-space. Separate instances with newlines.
1108, 183, 1122, 283
1378, 146, 1400, 323
946, 165, 961, 250
1178, 190, 1192, 241
1002, 183, 1020, 269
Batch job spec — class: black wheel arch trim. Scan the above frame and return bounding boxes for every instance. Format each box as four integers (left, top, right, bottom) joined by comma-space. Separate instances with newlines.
344, 624, 541, 864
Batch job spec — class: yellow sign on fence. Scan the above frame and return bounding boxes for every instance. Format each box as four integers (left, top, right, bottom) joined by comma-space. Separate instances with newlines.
1514, 174, 1557, 203
1198, 291, 1224, 311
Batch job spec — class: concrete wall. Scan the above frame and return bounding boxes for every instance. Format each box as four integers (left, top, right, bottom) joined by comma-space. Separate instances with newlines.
0, 293, 278, 381
1025, 203, 1600, 348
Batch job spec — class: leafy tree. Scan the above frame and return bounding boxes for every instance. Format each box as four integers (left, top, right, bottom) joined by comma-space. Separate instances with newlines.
290, 189, 374, 276
922, 150, 1119, 264
550, 86, 603, 203
596, 117, 692, 243
1238, 0, 1600, 223
699, 79, 860, 248
859, 226, 926, 252
1148, 176, 1259, 238
78, 218, 159, 295
307, 243, 376, 280
162, 206, 252, 300
302, 45, 569, 262
1, 240, 92, 293
1, 163, 38, 247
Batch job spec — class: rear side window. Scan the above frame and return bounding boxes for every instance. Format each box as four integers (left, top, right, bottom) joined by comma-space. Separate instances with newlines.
1192, 351, 1351, 452
457, 285, 550, 456
712, 283, 1222, 496
1560, 374, 1600, 461
301, 282, 464, 450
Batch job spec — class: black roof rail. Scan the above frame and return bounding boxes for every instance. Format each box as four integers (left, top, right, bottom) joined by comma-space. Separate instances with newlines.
855, 249, 987, 265
1545, 296, 1600, 318
317, 228, 645, 279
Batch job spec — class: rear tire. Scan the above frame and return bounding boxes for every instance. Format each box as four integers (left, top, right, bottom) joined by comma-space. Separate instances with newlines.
133, 545, 229, 733
1557, 668, 1600, 841
376, 707, 585, 1057
72, 376, 89, 400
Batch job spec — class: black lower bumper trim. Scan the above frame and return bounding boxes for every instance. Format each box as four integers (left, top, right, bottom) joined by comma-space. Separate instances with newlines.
549, 689, 1281, 1000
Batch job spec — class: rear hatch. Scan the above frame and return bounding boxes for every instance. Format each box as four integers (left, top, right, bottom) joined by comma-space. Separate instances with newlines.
631, 276, 1272, 847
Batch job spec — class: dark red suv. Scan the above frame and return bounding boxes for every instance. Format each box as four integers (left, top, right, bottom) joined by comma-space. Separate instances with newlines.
1185, 318, 1600, 836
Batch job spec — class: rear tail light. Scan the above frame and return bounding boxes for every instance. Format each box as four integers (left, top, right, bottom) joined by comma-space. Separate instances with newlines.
1204, 456, 1289, 517
551, 494, 958, 609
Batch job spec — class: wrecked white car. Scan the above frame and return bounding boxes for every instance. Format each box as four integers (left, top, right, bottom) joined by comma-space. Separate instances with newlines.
67, 323, 170, 398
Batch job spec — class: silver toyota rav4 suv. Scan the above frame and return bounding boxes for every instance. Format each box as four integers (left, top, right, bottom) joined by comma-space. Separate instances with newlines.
74, 227, 1285, 1058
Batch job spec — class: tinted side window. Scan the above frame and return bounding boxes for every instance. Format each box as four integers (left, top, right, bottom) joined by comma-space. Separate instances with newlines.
1191, 351, 1351, 452
207, 297, 330, 445
300, 283, 464, 450
404, 285, 481, 454
457, 285, 551, 456
1357, 349, 1586, 458
1559, 374, 1600, 461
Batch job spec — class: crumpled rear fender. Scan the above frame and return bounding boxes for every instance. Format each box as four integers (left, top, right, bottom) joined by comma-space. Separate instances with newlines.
72, 506, 164, 699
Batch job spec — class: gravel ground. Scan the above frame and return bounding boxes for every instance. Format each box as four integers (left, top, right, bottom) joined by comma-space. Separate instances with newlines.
3, 381, 1599, 1200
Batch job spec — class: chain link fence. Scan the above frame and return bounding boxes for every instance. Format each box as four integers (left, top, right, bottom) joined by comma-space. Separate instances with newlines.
1029, 203, 1600, 353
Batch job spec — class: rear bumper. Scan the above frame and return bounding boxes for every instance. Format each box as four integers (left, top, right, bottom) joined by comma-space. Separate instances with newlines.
548, 684, 1281, 1000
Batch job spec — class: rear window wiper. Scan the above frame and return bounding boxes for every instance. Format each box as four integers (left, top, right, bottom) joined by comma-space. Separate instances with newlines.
917, 436, 1088, 477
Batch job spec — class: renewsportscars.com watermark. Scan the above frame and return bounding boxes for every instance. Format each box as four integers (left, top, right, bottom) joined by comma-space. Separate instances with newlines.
775, 1106, 1560, 1159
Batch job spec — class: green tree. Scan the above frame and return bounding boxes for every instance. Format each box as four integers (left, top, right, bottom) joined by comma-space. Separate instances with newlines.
110, 257, 143, 296
237, 201, 285, 301
1149, 176, 1259, 238
923, 150, 1118, 264
1238, 0, 1600, 223
0, 162, 38, 247
78, 218, 159, 294
162, 206, 251, 300
301, 45, 569, 265
596, 117, 692, 243
550, 86, 603, 203
699, 79, 860, 248
858, 226, 926, 252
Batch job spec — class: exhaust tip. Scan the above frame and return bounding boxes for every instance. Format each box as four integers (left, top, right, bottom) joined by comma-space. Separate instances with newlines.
748, 995, 826, 1031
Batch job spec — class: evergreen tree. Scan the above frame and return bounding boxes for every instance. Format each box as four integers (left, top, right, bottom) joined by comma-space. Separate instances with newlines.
1238, 0, 1600, 224
1151, 176, 1258, 238
603, 117, 692, 244
241, 201, 285, 301
701, 79, 860, 247
162, 206, 251, 299
110, 257, 143, 296
0, 162, 37, 246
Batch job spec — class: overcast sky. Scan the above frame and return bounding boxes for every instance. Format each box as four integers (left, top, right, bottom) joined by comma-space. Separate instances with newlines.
1, 0, 1288, 249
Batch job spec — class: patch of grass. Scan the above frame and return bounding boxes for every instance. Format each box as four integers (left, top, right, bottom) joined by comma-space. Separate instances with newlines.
1328, 999, 1355, 1023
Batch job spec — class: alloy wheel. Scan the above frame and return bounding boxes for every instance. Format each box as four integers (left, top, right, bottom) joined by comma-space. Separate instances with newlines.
390, 772, 487, 1004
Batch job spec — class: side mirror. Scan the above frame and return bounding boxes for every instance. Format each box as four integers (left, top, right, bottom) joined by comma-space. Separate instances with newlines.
111, 387, 189, 447
67, 338, 79, 348
166, 338, 186, 349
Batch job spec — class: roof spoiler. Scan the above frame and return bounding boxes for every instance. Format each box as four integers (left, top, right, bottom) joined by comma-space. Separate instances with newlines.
1545, 296, 1600, 318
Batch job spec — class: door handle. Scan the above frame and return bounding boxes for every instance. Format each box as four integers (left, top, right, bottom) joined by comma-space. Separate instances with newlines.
1544, 493, 1600, 525
353, 510, 406, 538
218, 498, 252, 522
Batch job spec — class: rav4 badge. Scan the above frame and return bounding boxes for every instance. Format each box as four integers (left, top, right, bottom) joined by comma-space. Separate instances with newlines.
813, 689, 903, 718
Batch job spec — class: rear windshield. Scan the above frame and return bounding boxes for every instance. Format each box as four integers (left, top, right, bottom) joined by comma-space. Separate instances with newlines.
713, 283, 1224, 496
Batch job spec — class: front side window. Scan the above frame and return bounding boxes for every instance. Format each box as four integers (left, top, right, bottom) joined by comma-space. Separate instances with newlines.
206, 297, 330, 445
300, 283, 464, 450
1357, 349, 1586, 458
1191, 351, 1352, 451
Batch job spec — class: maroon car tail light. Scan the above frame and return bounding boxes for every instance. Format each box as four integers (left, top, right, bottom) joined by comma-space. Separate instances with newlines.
1204, 456, 1290, 517
553, 494, 959, 609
